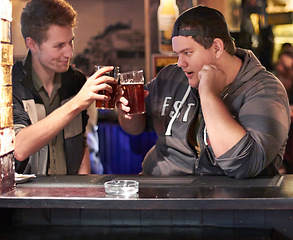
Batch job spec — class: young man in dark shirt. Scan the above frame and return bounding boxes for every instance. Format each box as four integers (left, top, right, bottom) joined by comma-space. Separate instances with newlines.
13, 0, 116, 175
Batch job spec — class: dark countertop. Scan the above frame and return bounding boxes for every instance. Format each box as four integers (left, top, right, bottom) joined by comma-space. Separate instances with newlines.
1, 174, 293, 210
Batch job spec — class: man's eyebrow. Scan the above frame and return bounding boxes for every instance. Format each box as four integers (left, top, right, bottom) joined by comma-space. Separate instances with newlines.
178, 48, 192, 53
55, 37, 75, 45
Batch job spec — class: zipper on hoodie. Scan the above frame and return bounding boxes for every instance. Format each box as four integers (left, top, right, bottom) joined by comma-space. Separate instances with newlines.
185, 92, 202, 175
194, 115, 204, 175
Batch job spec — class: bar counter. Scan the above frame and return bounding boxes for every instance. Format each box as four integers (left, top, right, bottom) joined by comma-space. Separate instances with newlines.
1, 174, 293, 239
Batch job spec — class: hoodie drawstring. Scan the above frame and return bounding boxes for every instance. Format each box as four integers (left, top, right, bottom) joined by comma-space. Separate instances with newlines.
165, 85, 191, 136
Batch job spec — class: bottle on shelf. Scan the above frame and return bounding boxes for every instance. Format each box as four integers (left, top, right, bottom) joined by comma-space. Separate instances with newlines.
157, 0, 179, 55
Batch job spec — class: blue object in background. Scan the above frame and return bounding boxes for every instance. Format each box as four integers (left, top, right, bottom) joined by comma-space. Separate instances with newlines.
97, 122, 157, 174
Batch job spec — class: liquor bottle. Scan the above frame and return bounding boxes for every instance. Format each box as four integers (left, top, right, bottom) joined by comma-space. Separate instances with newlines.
157, 0, 179, 55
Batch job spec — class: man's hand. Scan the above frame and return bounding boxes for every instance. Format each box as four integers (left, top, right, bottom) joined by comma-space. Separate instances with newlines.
198, 64, 227, 97
116, 87, 149, 120
116, 87, 148, 135
73, 66, 118, 111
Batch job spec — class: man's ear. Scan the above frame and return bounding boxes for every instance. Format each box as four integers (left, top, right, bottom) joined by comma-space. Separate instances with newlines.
213, 38, 224, 59
25, 37, 38, 52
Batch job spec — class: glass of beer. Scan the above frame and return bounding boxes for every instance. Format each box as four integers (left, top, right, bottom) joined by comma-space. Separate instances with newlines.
95, 66, 120, 110
120, 70, 145, 115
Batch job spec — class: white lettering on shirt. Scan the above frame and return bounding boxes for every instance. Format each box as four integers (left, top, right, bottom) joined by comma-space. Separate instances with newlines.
161, 97, 195, 121
169, 101, 181, 118
161, 97, 172, 116
183, 103, 195, 122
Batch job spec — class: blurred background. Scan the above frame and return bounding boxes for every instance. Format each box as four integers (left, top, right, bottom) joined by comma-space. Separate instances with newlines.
11, 0, 293, 77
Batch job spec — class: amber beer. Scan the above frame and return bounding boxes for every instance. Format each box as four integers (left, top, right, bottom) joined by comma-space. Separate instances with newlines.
95, 66, 119, 109
120, 70, 145, 115
121, 83, 145, 115
96, 82, 117, 109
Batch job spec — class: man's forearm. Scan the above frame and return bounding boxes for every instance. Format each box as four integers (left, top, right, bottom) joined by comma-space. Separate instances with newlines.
14, 98, 82, 161
201, 94, 246, 158
78, 147, 91, 174
118, 114, 146, 136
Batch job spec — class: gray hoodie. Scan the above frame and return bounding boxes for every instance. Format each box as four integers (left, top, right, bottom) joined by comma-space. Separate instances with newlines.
143, 48, 290, 178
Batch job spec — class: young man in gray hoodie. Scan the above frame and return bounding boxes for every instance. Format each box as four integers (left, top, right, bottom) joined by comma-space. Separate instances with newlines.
117, 6, 290, 178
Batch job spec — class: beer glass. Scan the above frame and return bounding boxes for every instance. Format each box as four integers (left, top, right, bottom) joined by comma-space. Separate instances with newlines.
95, 66, 119, 110
120, 70, 145, 115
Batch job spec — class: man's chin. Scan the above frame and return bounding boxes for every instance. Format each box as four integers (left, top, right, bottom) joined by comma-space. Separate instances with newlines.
188, 79, 199, 89
56, 65, 70, 73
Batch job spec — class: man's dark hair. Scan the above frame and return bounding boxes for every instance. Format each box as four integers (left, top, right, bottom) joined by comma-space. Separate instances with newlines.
172, 6, 236, 55
21, 0, 77, 44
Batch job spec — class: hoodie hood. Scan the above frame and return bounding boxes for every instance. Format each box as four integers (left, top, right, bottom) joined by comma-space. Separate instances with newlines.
226, 48, 269, 94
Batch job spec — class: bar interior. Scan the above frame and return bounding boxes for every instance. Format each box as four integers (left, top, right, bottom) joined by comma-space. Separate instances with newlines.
1, 0, 293, 239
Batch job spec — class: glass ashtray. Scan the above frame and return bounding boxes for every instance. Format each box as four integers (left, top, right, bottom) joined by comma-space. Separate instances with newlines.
104, 180, 139, 196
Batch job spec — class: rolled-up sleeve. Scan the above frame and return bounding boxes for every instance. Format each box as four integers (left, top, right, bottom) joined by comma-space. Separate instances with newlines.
215, 78, 290, 178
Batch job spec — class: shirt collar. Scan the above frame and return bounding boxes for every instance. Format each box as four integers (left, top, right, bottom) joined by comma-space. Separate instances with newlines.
31, 67, 62, 92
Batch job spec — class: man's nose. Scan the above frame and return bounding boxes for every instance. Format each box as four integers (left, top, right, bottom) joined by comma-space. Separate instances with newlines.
177, 56, 186, 68
64, 44, 73, 58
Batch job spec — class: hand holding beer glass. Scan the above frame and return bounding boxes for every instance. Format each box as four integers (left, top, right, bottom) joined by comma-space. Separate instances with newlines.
95, 66, 120, 109
120, 70, 146, 115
